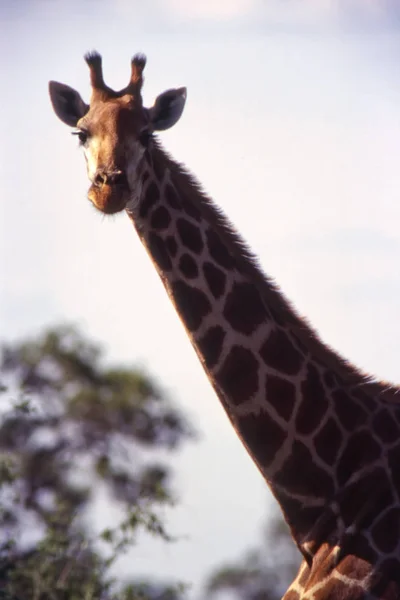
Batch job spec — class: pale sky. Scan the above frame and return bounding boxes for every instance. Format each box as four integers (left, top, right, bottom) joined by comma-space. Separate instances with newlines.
2, 1, 400, 597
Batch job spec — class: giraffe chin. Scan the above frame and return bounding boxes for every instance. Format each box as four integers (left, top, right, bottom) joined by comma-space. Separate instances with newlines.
88, 183, 129, 215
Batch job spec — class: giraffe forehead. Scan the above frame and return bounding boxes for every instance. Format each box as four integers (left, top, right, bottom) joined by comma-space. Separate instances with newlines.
80, 99, 146, 138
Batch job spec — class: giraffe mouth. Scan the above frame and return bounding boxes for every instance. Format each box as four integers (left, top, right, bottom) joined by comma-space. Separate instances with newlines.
88, 181, 130, 215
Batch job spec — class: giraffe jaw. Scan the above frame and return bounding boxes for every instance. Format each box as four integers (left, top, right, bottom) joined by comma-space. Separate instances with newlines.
87, 182, 130, 215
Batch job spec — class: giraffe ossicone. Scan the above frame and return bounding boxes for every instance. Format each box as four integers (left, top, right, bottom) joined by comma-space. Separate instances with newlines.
49, 52, 400, 600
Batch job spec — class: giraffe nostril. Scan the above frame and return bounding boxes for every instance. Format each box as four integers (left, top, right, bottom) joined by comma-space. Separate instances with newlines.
94, 171, 127, 187
94, 172, 107, 186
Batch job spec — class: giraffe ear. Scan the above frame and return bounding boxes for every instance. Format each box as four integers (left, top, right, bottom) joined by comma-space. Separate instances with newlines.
49, 81, 89, 127
149, 87, 187, 131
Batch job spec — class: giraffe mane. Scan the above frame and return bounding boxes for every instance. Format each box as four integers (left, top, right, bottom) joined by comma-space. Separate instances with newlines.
150, 139, 399, 404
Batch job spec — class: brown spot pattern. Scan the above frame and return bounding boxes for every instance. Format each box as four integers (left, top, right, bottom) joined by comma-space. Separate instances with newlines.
182, 199, 202, 222
216, 346, 259, 405
314, 417, 342, 464
165, 184, 181, 210
179, 253, 199, 279
337, 468, 388, 528
332, 389, 367, 431
150, 206, 171, 230
320, 579, 365, 599
298, 562, 311, 586
335, 554, 371, 580
165, 236, 178, 257
269, 304, 286, 327
371, 508, 400, 554
373, 409, 399, 444
323, 370, 337, 389
283, 592, 300, 600
139, 181, 159, 218
275, 441, 334, 498
171, 281, 211, 332
266, 375, 296, 421
198, 326, 225, 369
275, 493, 334, 544
306, 543, 334, 583
296, 364, 328, 435
177, 218, 204, 254
147, 233, 172, 272
134, 160, 400, 595
206, 229, 235, 269
388, 442, 400, 493
352, 388, 375, 411
203, 262, 226, 299
238, 410, 286, 468
223, 282, 267, 335
375, 559, 400, 588
337, 431, 381, 486
152, 155, 164, 182
339, 536, 378, 572
259, 329, 303, 375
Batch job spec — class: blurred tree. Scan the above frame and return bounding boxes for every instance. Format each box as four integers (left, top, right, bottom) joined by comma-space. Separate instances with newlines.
204, 505, 301, 600
0, 325, 193, 600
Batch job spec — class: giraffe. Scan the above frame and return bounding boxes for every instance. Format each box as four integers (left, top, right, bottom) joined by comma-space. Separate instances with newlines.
49, 52, 400, 599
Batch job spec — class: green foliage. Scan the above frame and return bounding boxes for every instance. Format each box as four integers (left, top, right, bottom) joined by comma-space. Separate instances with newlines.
0, 325, 193, 600
0, 324, 304, 600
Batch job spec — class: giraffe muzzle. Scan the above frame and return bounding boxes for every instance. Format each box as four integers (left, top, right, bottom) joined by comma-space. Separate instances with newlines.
88, 170, 130, 214
94, 170, 128, 188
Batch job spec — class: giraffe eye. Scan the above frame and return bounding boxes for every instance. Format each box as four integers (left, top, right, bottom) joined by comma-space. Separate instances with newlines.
72, 129, 89, 145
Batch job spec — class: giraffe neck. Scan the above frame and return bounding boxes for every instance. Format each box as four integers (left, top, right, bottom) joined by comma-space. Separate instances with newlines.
125, 141, 400, 592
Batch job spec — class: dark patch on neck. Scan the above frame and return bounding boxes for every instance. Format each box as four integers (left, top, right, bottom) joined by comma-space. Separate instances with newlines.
332, 389, 368, 431
372, 558, 400, 588
238, 410, 285, 468
385, 441, 400, 493
177, 218, 204, 254
313, 417, 342, 465
140, 181, 160, 218
150, 205, 171, 230
215, 346, 259, 405
337, 536, 378, 577
273, 491, 336, 551
197, 326, 225, 369
336, 431, 381, 487
179, 253, 199, 279
295, 364, 328, 435
147, 232, 172, 271
165, 236, 178, 257
152, 151, 165, 182
259, 329, 303, 375
337, 468, 390, 530
323, 370, 336, 389
182, 199, 202, 222
203, 262, 226, 299
275, 440, 334, 498
371, 508, 400, 554
165, 184, 181, 210
206, 229, 235, 270
171, 280, 211, 332
223, 282, 268, 335
265, 375, 296, 421
372, 409, 399, 444
148, 144, 396, 400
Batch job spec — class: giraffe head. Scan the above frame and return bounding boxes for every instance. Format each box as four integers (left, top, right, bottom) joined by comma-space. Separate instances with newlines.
49, 52, 186, 214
